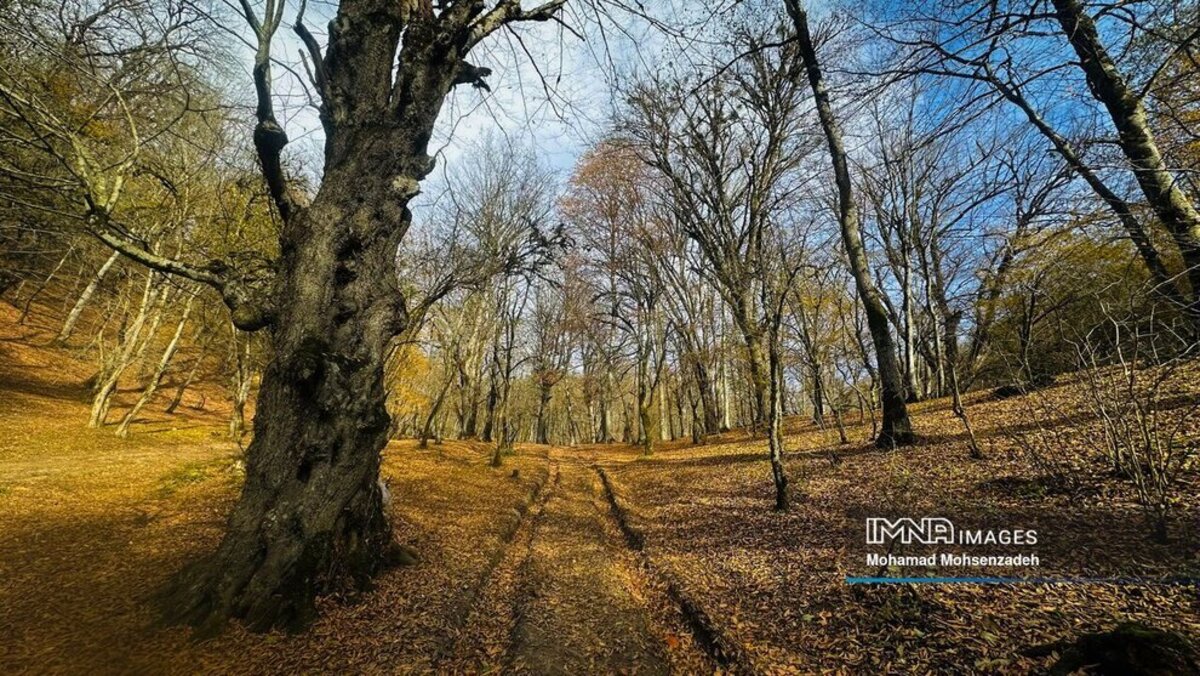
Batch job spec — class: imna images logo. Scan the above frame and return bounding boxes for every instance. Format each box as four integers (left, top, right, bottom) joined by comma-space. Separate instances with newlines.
866, 517, 954, 545
866, 517, 1037, 546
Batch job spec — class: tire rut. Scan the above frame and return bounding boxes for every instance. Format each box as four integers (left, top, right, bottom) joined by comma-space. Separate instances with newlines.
595, 464, 756, 673
431, 460, 559, 669
434, 450, 728, 674
501, 454, 680, 675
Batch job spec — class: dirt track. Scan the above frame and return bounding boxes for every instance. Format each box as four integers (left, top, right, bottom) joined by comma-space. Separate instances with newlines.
435, 451, 713, 674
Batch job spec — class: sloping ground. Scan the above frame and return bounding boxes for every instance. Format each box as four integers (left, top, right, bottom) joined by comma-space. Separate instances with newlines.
0, 287, 239, 424
0, 394, 555, 672
2, 302, 1198, 674
599, 378, 1200, 673
0, 307, 555, 673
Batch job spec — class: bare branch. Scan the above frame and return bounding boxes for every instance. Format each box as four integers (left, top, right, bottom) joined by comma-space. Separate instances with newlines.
467, 0, 566, 50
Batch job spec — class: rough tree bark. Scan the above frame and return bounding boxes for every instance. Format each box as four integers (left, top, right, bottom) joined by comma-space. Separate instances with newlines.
149, 0, 568, 634
787, 0, 914, 448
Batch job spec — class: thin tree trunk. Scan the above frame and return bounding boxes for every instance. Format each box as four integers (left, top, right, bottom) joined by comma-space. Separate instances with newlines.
693, 360, 720, 436
166, 347, 206, 414
58, 250, 120, 344
419, 371, 454, 449
832, 404, 848, 445
720, 347, 733, 431
810, 364, 825, 423
639, 396, 655, 455
901, 250, 919, 402
117, 295, 195, 437
229, 329, 253, 445
789, 1, 914, 448
979, 34, 1194, 329
1052, 0, 1200, 326
767, 339, 789, 510
482, 356, 499, 442
535, 381, 554, 444
89, 274, 164, 427
566, 393, 579, 446
19, 244, 75, 324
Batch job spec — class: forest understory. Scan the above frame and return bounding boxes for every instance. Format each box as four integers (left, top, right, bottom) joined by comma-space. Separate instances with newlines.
2, 296, 1197, 675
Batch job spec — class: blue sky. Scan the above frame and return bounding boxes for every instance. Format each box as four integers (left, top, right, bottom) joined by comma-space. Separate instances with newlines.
220, 0, 753, 219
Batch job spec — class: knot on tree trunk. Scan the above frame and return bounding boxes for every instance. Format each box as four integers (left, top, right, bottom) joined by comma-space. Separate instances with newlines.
213, 253, 278, 331
452, 61, 493, 91
253, 120, 289, 155
291, 336, 330, 388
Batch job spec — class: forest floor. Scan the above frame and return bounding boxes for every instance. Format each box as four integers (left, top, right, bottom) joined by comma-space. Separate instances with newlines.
1, 302, 1199, 674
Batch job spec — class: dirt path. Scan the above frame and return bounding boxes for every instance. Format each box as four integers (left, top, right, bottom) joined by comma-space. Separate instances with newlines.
506, 456, 670, 674
437, 449, 712, 674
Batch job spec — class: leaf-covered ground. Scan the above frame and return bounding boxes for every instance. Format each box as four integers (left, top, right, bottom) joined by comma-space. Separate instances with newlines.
1, 307, 1198, 674
601, 382, 1200, 673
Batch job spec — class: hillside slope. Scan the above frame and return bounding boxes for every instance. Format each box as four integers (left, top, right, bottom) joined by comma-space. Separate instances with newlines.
1, 302, 1198, 673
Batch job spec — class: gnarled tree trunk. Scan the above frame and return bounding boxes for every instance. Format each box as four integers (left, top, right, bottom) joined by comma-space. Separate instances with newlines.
166, 164, 414, 634
162, 0, 567, 634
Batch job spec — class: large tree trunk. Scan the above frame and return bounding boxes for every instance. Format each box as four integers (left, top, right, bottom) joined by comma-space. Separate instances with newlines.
741, 326, 770, 432
565, 393, 580, 446
165, 168, 413, 634
456, 361, 478, 438
156, 0, 567, 636
788, 0, 914, 448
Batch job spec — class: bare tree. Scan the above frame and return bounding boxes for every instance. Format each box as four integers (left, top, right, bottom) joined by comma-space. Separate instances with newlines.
787, 0, 915, 448
885, 0, 1200, 334
143, 0, 566, 632
116, 290, 197, 437
530, 280, 572, 444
